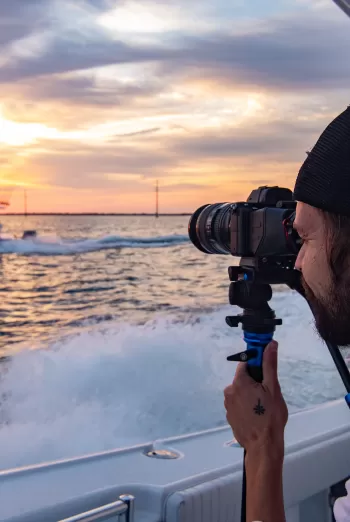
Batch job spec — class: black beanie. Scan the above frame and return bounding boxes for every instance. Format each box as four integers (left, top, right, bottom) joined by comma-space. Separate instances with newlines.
294, 106, 350, 217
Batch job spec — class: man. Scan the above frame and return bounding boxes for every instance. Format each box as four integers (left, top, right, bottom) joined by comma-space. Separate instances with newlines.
224, 105, 350, 522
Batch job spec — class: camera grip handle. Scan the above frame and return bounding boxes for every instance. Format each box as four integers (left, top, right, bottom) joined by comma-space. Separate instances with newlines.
244, 331, 274, 383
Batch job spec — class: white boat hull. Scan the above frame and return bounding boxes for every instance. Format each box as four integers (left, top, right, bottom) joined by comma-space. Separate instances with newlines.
1, 399, 350, 521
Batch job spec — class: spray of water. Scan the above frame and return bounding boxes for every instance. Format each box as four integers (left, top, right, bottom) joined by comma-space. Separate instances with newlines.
0, 292, 345, 471
0, 234, 189, 256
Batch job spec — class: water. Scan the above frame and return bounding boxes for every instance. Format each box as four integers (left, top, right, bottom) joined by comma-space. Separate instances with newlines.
0, 216, 192, 351
0, 215, 346, 471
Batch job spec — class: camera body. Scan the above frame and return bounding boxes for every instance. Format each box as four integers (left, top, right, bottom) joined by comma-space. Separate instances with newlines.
188, 186, 301, 285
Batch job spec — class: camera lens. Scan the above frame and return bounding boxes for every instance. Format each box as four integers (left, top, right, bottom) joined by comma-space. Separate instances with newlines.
188, 203, 232, 254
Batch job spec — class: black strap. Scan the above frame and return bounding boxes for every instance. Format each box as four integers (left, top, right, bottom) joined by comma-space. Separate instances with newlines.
240, 450, 247, 522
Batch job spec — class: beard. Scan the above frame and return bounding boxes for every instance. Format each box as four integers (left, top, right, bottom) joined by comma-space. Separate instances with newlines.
302, 276, 350, 346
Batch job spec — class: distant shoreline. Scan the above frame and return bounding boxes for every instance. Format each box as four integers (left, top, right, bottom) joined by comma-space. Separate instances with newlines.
1, 213, 192, 217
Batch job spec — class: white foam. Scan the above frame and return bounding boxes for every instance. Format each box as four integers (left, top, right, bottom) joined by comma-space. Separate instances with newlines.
0, 291, 345, 471
0, 234, 189, 256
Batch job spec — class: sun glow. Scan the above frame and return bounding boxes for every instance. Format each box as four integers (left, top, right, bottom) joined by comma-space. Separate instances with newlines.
97, 1, 184, 35
0, 110, 60, 146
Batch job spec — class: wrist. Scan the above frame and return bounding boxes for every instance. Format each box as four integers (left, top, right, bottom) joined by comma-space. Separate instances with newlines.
245, 441, 284, 470
245, 447, 286, 522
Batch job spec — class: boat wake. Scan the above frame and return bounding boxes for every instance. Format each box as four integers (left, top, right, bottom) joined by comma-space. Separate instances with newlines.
0, 234, 189, 256
0, 293, 345, 471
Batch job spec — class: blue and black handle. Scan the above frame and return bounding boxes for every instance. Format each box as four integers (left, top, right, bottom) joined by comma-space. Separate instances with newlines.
227, 331, 274, 382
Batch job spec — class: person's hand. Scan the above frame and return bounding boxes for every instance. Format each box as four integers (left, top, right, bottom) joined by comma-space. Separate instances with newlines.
224, 341, 288, 457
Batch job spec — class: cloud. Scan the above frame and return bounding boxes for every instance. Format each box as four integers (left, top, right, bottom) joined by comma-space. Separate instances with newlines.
0, 66, 169, 130
160, 182, 216, 192
111, 127, 161, 138
2, 0, 349, 213
169, 117, 331, 163
0, 39, 174, 83
9, 114, 327, 191
1, 5, 349, 96
0, 0, 179, 83
0, 23, 33, 48
0, 0, 47, 18
6, 75, 164, 107
3, 10, 348, 135
0, 1, 50, 47
18, 142, 175, 188
161, 12, 350, 92
0, 156, 11, 167
83, 0, 114, 9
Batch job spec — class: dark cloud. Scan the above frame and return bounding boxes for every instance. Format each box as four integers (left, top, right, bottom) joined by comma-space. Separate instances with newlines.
0, 0, 47, 17
0, 37, 175, 82
1, 5, 348, 94
0, 0, 113, 18
83, 0, 116, 8
0, 0, 118, 50
0, 24, 33, 47
1, 8, 349, 96
0, 0, 50, 47
170, 118, 327, 163
0, 0, 168, 84
163, 13, 350, 91
11, 75, 164, 107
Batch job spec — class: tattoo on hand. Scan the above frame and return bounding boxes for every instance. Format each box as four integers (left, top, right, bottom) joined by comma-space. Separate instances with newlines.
254, 399, 265, 415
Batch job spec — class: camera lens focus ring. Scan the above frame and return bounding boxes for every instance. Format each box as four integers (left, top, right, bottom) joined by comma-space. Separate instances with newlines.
212, 203, 232, 254
188, 202, 232, 255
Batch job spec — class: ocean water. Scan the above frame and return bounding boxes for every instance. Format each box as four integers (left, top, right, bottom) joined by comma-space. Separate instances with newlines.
0, 215, 347, 471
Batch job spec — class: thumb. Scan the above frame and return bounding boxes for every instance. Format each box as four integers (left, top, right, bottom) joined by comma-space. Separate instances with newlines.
263, 340, 279, 389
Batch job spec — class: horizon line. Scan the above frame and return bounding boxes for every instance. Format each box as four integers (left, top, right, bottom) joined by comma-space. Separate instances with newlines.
1, 212, 192, 216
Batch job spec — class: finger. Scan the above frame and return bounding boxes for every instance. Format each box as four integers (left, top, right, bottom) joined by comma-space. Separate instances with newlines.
232, 361, 250, 383
262, 340, 279, 389
224, 384, 233, 400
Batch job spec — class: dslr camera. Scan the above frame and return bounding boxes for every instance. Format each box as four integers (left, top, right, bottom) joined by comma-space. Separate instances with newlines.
188, 186, 302, 286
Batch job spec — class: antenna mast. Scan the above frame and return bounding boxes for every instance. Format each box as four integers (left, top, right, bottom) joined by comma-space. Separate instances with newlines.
155, 179, 159, 218
24, 189, 28, 216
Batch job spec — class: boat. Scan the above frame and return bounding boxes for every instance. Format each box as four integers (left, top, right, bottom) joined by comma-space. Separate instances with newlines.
0, 227, 38, 242
1, 398, 350, 521
21, 230, 37, 240
2, 1, 350, 521
0, 188, 38, 241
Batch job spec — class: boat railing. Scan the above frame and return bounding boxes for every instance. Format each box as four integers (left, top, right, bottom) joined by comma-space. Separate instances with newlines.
58, 494, 135, 522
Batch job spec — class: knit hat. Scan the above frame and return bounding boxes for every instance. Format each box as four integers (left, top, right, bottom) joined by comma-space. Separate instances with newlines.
294, 106, 350, 216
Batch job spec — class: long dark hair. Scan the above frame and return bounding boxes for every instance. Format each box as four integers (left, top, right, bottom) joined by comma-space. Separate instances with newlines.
323, 211, 350, 282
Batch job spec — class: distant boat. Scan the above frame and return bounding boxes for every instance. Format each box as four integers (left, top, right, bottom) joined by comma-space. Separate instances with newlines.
22, 230, 37, 240
21, 189, 38, 239
0, 187, 38, 241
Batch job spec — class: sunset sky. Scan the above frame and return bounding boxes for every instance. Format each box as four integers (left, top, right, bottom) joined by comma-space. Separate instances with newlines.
0, 0, 349, 213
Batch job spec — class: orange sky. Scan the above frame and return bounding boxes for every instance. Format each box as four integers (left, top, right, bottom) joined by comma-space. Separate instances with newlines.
0, 0, 349, 213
